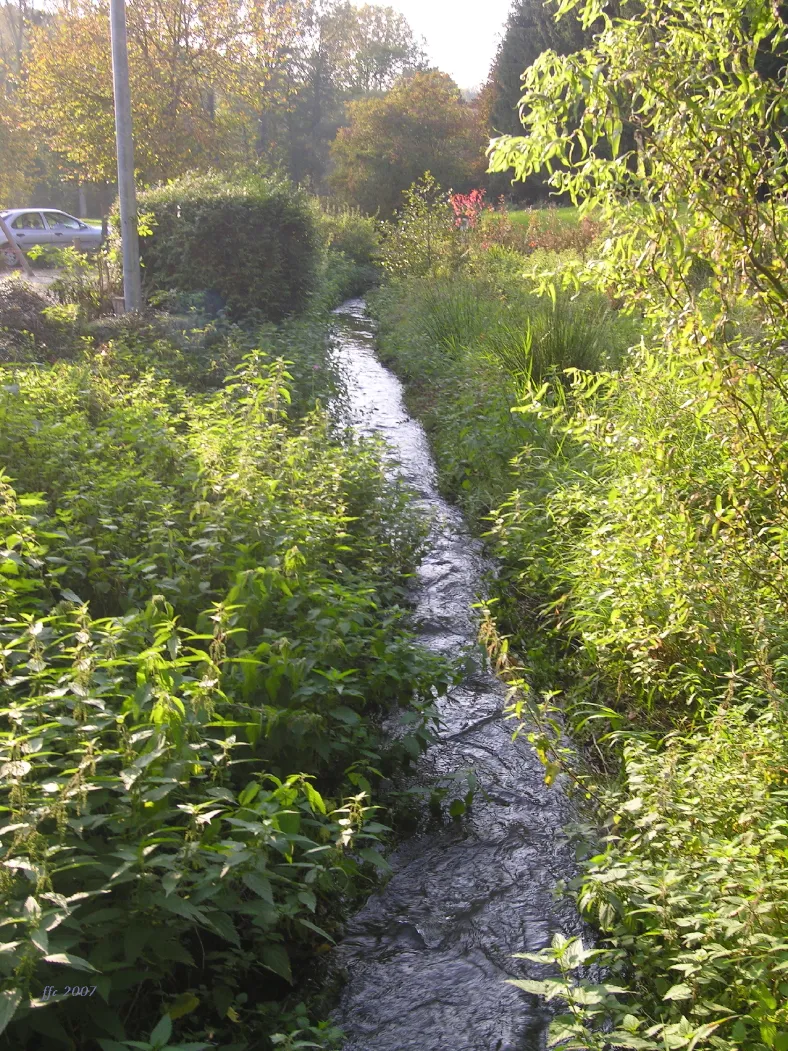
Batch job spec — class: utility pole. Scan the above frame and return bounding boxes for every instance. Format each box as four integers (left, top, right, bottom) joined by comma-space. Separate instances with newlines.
109, 0, 142, 312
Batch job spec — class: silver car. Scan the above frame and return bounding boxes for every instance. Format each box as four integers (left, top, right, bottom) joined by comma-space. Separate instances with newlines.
0, 208, 102, 266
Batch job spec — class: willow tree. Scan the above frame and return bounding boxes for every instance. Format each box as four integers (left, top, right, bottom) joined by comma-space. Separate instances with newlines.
488, 0, 788, 334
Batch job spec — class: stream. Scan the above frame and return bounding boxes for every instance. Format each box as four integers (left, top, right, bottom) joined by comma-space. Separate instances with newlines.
329, 299, 582, 1051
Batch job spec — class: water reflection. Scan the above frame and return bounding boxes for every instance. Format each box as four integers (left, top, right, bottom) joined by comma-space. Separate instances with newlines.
330, 300, 581, 1051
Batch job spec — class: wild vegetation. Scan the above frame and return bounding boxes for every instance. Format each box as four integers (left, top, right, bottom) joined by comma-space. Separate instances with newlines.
369, 0, 788, 1045
4, 0, 788, 1045
0, 207, 458, 1050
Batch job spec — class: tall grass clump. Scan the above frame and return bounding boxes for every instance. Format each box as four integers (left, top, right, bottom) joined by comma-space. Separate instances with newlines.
370, 273, 638, 524
484, 292, 635, 380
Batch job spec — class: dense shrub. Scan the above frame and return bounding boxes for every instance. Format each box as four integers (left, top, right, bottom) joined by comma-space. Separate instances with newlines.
314, 205, 380, 269
514, 706, 788, 1051
0, 312, 451, 1048
40, 246, 113, 319
379, 174, 465, 279
310, 205, 383, 304
484, 0, 788, 1028
125, 172, 319, 321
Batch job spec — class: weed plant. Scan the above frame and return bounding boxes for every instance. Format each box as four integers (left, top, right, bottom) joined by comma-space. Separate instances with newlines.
373, 205, 788, 1045
0, 301, 452, 1048
0, 278, 85, 364
370, 274, 637, 526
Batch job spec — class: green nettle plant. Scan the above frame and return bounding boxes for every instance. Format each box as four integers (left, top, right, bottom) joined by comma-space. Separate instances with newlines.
481, 0, 788, 1048
0, 317, 453, 1048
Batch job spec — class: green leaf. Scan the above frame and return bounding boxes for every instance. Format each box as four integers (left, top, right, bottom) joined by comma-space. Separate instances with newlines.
43, 952, 99, 973
212, 984, 234, 1019
242, 871, 274, 904
0, 989, 21, 1036
663, 983, 692, 1001
302, 781, 326, 814
358, 848, 391, 873
762, 1023, 778, 1049
297, 918, 335, 943
203, 911, 239, 946
297, 889, 316, 912
607, 1034, 656, 1050
261, 944, 292, 983
149, 1014, 172, 1047
167, 993, 199, 1021
238, 782, 260, 807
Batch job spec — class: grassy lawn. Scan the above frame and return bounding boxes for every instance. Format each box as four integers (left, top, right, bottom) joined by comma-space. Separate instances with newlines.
508, 204, 583, 226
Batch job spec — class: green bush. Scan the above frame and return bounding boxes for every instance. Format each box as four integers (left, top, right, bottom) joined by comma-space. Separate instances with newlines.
125, 172, 319, 322
314, 205, 380, 269
309, 205, 382, 305
28, 246, 112, 320
0, 315, 451, 1048
379, 174, 464, 279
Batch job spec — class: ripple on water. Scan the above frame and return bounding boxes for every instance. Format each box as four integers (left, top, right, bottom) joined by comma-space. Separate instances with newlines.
330, 299, 582, 1051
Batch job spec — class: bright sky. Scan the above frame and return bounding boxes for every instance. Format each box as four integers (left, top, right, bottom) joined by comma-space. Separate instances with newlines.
385, 0, 514, 90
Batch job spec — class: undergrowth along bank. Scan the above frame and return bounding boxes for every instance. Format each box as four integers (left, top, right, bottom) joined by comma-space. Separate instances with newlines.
0, 217, 451, 1050
372, 167, 788, 1048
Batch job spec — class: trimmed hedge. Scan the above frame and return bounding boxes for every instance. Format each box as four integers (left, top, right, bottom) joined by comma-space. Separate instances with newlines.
127, 172, 319, 321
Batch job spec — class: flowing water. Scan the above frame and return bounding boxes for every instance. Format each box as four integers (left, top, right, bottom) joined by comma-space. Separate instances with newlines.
330, 300, 582, 1051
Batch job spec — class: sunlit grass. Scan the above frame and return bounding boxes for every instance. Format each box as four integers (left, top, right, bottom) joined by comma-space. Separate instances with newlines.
508, 204, 582, 227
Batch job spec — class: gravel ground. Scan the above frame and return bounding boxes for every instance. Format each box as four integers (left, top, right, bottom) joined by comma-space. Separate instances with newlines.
0, 268, 61, 288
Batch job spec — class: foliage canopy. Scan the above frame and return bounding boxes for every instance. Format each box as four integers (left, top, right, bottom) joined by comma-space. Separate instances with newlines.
329, 71, 487, 217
